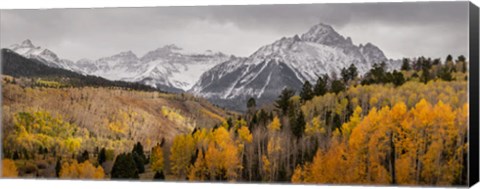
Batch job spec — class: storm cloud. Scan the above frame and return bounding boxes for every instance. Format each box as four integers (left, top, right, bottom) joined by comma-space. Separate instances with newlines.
0, 1, 469, 61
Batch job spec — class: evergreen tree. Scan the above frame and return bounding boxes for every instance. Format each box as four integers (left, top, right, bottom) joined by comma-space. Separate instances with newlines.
226, 117, 233, 130
111, 153, 139, 179
132, 142, 146, 164
12, 151, 19, 160
154, 171, 165, 180
362, 63, 387, 85
401, 58, 411, 71
446, 54, 453, 63
300, 81, 314, 102
98, 148, 107, 165
77, 150, 89, 163
132, 152, 145, 174
340, 67, 349, 83
421, 67, 431, 84
347, 64, 358, 81
292, 110, 306, 138
342, 64, 358, 83
247, 97, 256, 111
275, 88, 295, 115
313, 74, 329, 96
55, 158, 62, 177
391, 70, 405, 87
330, 80, 345, 94
332, 113, 342, 131
438, 66, 453, 81
457, 55, 467, 73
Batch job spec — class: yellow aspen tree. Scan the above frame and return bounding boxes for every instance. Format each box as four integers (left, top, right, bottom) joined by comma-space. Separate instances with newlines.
59, 160, 105, 179
238, 126, 253, 144
170, 134, 195, 179
339, 106, 362, 138
188, 150, 208, 181
410, 99, 434, 184
268, 116, 281, 132
150, 144, 164, 172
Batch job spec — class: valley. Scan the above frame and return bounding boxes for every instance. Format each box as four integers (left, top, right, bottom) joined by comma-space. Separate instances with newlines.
1, 21, 471, 186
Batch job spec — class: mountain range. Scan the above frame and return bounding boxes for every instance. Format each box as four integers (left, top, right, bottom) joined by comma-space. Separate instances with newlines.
189, 23, 399, 110
8, 40, 231, 92
4, 23, 400, 111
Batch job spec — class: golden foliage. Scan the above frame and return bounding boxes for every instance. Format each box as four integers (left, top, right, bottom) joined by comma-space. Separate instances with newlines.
169, 134, 195, 179
305, 117, 326, 136
296, 100, 468, 186
8, 111, 83, 154
187, 126, 243, 181
59, 160, 105, 179
150, 144, 164, 172
267, 116, 281, 132
201, 108, 226, 123
238, 126, 253, 143
2, 159, 18, 178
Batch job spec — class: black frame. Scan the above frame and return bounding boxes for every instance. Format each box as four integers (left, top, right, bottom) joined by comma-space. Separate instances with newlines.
469, 2, 479, 187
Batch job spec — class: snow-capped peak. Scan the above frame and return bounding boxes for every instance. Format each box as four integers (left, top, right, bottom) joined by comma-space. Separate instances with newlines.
106, 50, 138, 61
19, 39, 35, 48
10, 39, 38, 51
191, 22, 394, 111
140, 44, 184, 62
301, 23, 352, 46
7, 39, 76, 70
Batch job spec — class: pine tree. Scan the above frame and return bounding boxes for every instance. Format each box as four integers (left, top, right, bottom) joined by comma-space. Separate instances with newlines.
55, 158, 62, 177
111, 153, 139, 179
132, 142, 146, 164
446, 54, 453, 63
391, 70, 405, 87
348, 64, 358, 81
132, 152, 145, 174
313, 74, 329, 96
421, 67, 431, 84
98, 148, 107, 165
275, 88, 295, 115
438, 65, 453, 81
341, 67, 349, 83
341, 64, 358, 84
154, 171, 165, 180
401, 58, 411, 71
330, 80, 345, 94
300, 81, 314, 102
247, 97, 256, 110
292, 110, 306, 138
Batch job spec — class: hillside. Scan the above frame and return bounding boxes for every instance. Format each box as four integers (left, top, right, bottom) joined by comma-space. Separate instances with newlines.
1, 49, 157, 92
2, 76, 233, 154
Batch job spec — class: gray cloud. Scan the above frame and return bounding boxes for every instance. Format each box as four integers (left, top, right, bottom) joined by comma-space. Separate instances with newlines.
0, 1, 469, 61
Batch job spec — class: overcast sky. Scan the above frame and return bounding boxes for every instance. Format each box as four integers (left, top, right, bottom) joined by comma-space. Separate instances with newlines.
0, 1, 470, 61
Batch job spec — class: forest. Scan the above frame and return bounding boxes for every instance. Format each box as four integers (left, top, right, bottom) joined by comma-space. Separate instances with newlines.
1, 54, 469, 186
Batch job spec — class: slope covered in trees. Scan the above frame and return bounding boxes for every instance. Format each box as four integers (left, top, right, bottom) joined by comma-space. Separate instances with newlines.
1, 49, 158, 91
1, 54, 469, 186
1, 75, 233, 179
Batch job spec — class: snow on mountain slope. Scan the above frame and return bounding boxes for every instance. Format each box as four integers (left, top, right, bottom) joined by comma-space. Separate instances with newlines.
7, 40, 230, 92
191, 23, 395, 111
122, 45, 231, 91
9, 39, 75, 70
